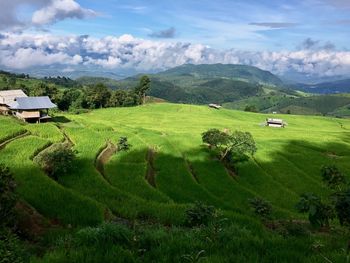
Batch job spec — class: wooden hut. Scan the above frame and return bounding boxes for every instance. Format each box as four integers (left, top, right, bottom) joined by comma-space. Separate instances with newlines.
9, 96, 57, 123
0, 89, 27, 115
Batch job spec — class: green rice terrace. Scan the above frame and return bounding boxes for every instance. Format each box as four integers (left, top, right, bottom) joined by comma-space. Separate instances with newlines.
1, 103, 350, 262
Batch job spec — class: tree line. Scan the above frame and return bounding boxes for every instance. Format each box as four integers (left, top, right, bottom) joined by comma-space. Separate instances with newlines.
1, 74, 151, 112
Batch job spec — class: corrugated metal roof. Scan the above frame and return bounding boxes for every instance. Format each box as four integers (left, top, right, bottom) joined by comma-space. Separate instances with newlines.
0, 89, 27, 105
9, 96, 57, 110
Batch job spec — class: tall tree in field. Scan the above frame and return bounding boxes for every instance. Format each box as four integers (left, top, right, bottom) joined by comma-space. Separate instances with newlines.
135, 75, 151, 105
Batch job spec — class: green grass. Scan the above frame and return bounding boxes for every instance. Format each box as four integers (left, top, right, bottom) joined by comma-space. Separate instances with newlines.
1, 103, 350, 261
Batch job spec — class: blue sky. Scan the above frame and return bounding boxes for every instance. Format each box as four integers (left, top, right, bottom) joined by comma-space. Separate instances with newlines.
0, 0, 349, 79
47, 0, 350, 50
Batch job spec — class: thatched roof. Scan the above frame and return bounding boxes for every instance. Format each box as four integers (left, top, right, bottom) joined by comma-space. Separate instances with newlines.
0, 89, 27, 105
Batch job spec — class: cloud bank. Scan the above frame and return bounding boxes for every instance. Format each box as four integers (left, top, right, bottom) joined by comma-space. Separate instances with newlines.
0, 0, 96, 30
0, 33, 349, 77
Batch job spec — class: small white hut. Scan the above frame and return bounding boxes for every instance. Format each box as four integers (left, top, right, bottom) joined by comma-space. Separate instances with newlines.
266, 118, 285, 128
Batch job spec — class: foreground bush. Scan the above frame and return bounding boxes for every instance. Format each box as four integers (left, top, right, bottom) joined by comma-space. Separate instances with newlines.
185, 201, 217, 227
36, 144, 76, 180
248, 197, 272, 219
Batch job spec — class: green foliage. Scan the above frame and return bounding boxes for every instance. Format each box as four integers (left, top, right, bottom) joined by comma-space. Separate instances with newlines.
76, 223, 131, 247
36, 144, 76, 180
321, 165, 346, 190
0, 164, 17, 228
202, 129, 256, 163
134, 75, 151, 104
201, 129, 230, 148
333, 189, 350, 226
185, 201, 217, 227
182, 250, 206, 263
57, 89, 84, 111
244, 105, 258, 112
117, 137, 131, 152
296, 193, 334, 228
83, 83, 111, 109
0, 229, 28, 263
248, 197, 272, 219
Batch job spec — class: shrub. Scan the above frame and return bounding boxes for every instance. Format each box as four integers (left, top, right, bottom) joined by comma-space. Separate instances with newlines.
248, 197, 272, 219
117, 137, 131, 152
333, 189, 350, 226
296, 193, 334, 228
0, 164, 17, 228
0, 229, 28, 263
321, 165, 346, 190
185, 202, 217, 227
36, 144, 76, 180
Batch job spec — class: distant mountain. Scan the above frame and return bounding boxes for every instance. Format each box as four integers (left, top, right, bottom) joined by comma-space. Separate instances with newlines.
115, 64, 287, 104
158, 64, 284, 86
295, 79, 350, 94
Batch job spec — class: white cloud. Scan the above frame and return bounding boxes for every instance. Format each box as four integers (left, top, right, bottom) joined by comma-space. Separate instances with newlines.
0, 32, 350, 78
0, 0, 96, 31
32, 0, 96, 25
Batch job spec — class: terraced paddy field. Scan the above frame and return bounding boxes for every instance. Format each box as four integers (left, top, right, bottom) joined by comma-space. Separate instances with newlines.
1, 103, 350, 262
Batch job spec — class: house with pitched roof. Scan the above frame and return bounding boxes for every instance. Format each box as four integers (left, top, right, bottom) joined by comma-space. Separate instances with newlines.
0, 89, 27, 114
9, 96, 57, 123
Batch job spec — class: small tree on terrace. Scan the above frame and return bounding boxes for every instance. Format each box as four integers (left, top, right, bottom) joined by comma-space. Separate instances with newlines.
36, 144, 77, 180
296, 193, 334, 228
321, 165, 346, 190
201, 129, 256, 162
117, 137, 131, 151
135, 75, 151, 105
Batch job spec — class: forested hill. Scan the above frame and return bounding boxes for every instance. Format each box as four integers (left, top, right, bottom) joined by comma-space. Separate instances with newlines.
157, 63, 284, 86
105, 64, 287, 104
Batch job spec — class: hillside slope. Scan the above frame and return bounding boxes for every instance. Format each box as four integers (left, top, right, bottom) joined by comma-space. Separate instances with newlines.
1, 104, 350, 261
114, 64, 287, 104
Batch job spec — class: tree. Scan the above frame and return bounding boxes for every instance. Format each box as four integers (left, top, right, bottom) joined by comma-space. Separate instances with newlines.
0, 164, 17, 228
84, 83, 111, 109
117, 137, 131, 151
202, 129, 256, 162
201, 129, 230, 149
135, 75, 151, 105
8, 77, 16, 87
333, 189, 350, 226
57, 89, 83, 111
108, 90, 127, 107
244, 105, 258, 112
321, 165, 346, 190
36, 144, 76, 180
296, 193, 334, 228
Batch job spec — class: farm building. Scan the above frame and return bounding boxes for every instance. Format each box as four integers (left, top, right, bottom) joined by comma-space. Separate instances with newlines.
9, 96, 57, 123
209, 103, 222, 109
0, 89, 27, 115
266, 118, 285, 128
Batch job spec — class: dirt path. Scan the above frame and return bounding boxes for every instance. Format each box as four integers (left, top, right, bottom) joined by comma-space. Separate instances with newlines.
95, 141, 117, 180
0, 131, 30, 150
145, 147, 157, 188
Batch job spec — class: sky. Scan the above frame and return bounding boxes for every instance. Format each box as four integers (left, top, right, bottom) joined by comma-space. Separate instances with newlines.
0, 0, 349, 80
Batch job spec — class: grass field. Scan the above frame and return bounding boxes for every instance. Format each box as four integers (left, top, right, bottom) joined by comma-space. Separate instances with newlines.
1, 103, 350, 262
